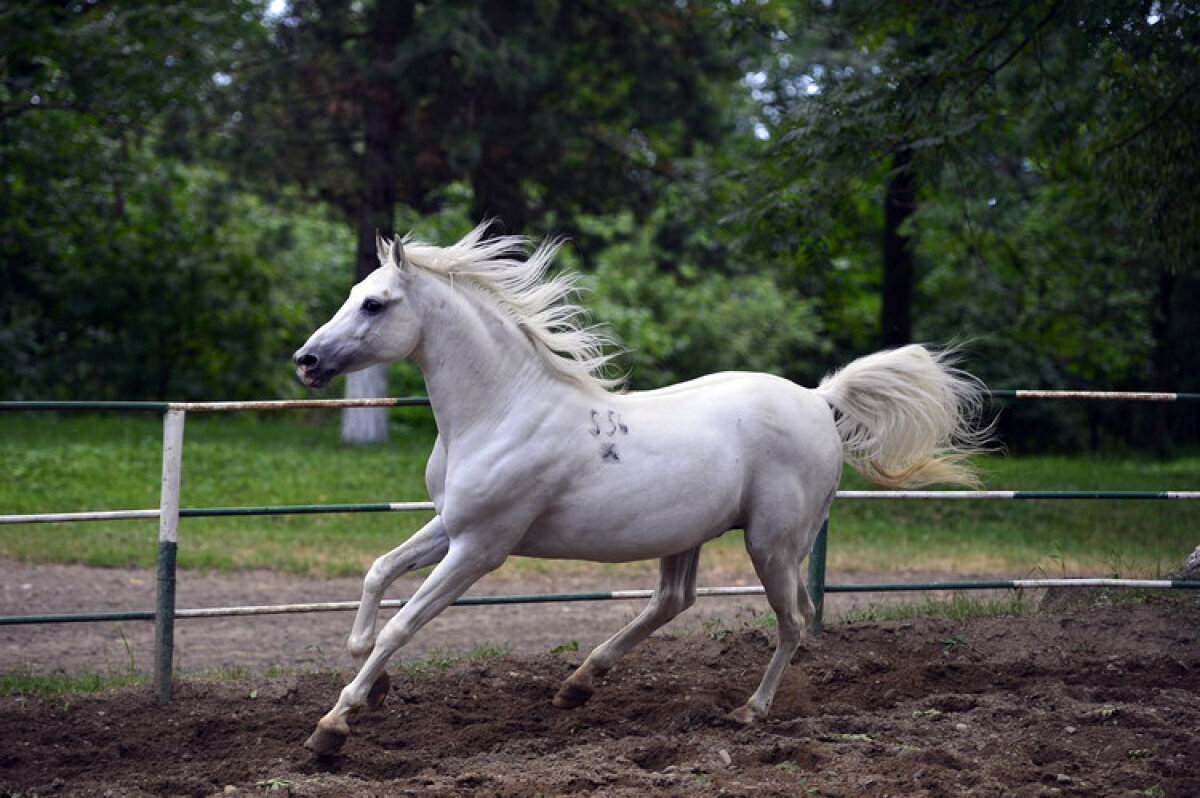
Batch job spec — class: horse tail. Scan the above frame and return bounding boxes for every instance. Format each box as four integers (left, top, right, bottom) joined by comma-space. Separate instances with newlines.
814, 344, 993, 489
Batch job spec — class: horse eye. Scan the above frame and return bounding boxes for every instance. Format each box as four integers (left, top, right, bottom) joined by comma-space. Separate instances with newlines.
361, 297, 385, 315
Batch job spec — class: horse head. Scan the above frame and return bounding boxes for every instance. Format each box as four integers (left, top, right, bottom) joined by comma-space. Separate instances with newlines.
293, 236, 422, 388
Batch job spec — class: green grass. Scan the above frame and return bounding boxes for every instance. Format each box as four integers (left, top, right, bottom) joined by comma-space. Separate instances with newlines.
0, 668, 147, 699
1, 413, 1197, 579
397, 643, 514, 675
825, 455, 1199, 577
834, 591, 1035, 626
0, 411, 437, 576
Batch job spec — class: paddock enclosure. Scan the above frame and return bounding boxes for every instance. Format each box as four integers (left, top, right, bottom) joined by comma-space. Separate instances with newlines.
2, 392, 1198, 701
1, 393, 1198, 794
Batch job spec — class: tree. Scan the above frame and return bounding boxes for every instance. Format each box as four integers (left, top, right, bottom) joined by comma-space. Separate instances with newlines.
0, 1, 344, 401
730, 0, 1200, 448
224, 0, 743, 442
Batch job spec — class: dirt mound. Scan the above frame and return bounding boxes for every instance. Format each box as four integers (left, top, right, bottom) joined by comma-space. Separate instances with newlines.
3, 598, 1196, 796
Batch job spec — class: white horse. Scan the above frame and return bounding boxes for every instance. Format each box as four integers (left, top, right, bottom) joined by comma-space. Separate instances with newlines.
293, 224, 990, 755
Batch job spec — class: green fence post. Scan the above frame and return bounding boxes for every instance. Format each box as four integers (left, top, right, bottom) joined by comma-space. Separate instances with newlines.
807, 519, 828, 635
154, 409, 185, 705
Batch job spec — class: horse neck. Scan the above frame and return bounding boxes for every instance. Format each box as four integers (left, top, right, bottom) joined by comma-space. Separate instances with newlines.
408, 270, 578, 437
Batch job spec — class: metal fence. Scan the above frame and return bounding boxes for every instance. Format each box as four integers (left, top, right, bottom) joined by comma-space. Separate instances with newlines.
2, 392, 1199, 705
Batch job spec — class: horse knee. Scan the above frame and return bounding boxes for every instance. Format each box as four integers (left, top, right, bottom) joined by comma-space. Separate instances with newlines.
363, 555, 393, 595
347, 631, 375, 661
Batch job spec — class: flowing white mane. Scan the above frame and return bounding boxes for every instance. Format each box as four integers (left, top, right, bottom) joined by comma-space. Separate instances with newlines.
395, 223, 621, 392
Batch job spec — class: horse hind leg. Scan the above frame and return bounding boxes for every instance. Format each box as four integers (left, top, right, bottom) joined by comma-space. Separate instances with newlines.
729, 511, 825, 725
553, 546, 701, 710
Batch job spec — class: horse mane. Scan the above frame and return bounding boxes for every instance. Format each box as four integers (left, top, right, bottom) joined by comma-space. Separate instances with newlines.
395, 223, 622, 393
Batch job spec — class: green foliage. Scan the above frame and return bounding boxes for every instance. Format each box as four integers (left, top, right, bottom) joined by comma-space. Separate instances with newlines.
1, 151, 354, 400
916, 169, 1154, 387
4, 0, 1200, 451
0, 0, 353, 401
228, 0, 752, 231
717, 0, 1200, 446
579, 214, 826, 388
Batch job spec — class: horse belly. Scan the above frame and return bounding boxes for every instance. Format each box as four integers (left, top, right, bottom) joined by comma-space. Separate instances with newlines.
513, 506, 737, 562
512, 442, 746, 563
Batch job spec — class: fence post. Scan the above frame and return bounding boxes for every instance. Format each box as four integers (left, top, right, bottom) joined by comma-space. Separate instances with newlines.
154, 409, 186, 705
807, 519, 828, 635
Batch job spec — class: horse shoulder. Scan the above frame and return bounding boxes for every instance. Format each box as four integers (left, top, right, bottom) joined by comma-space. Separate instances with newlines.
435, 412, 586, 530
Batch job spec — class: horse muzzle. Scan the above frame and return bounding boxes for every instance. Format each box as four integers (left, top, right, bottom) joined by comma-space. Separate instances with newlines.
293, 348, 339, 389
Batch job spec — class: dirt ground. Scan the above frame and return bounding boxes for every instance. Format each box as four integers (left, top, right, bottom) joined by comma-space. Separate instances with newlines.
2, 561, 1198, 796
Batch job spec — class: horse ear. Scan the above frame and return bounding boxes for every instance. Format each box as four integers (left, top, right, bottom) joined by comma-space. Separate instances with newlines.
389, 238, 410, 271
376, 232, 390, 265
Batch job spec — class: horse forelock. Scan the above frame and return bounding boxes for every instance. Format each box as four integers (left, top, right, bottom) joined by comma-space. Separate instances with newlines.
396, 222, 622, 392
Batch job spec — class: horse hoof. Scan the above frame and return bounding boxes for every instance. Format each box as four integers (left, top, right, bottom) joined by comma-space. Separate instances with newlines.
727, 705, 759, 726
552, 682, 594, 710
367, 672, 391, 711
304, 726, 349, 757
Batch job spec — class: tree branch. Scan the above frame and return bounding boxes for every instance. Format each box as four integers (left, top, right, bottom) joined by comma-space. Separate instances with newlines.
964, 2, 1062, 101
1096, 85, 1196, 158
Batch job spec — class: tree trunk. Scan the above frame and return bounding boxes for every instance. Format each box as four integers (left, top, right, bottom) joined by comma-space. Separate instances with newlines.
341, 366, 392, 445
340, 0, 413, 445
881, 148, 917, 349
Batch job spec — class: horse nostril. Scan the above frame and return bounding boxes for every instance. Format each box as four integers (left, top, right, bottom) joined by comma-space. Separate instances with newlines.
295, 352, 319, 368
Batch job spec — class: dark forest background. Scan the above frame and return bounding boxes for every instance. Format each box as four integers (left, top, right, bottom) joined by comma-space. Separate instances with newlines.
3, 1, 1197, 452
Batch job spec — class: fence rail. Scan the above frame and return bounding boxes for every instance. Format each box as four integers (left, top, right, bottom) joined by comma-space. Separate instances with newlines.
6, 491, 1199, 528
0, 502, 438, 525
3, 579, 1196, 629
1, 391, 1197, 704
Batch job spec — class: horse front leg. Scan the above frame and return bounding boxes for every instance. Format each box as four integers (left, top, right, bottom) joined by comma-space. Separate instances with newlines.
305, 540, 506, 756
346, 517, 449, 709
